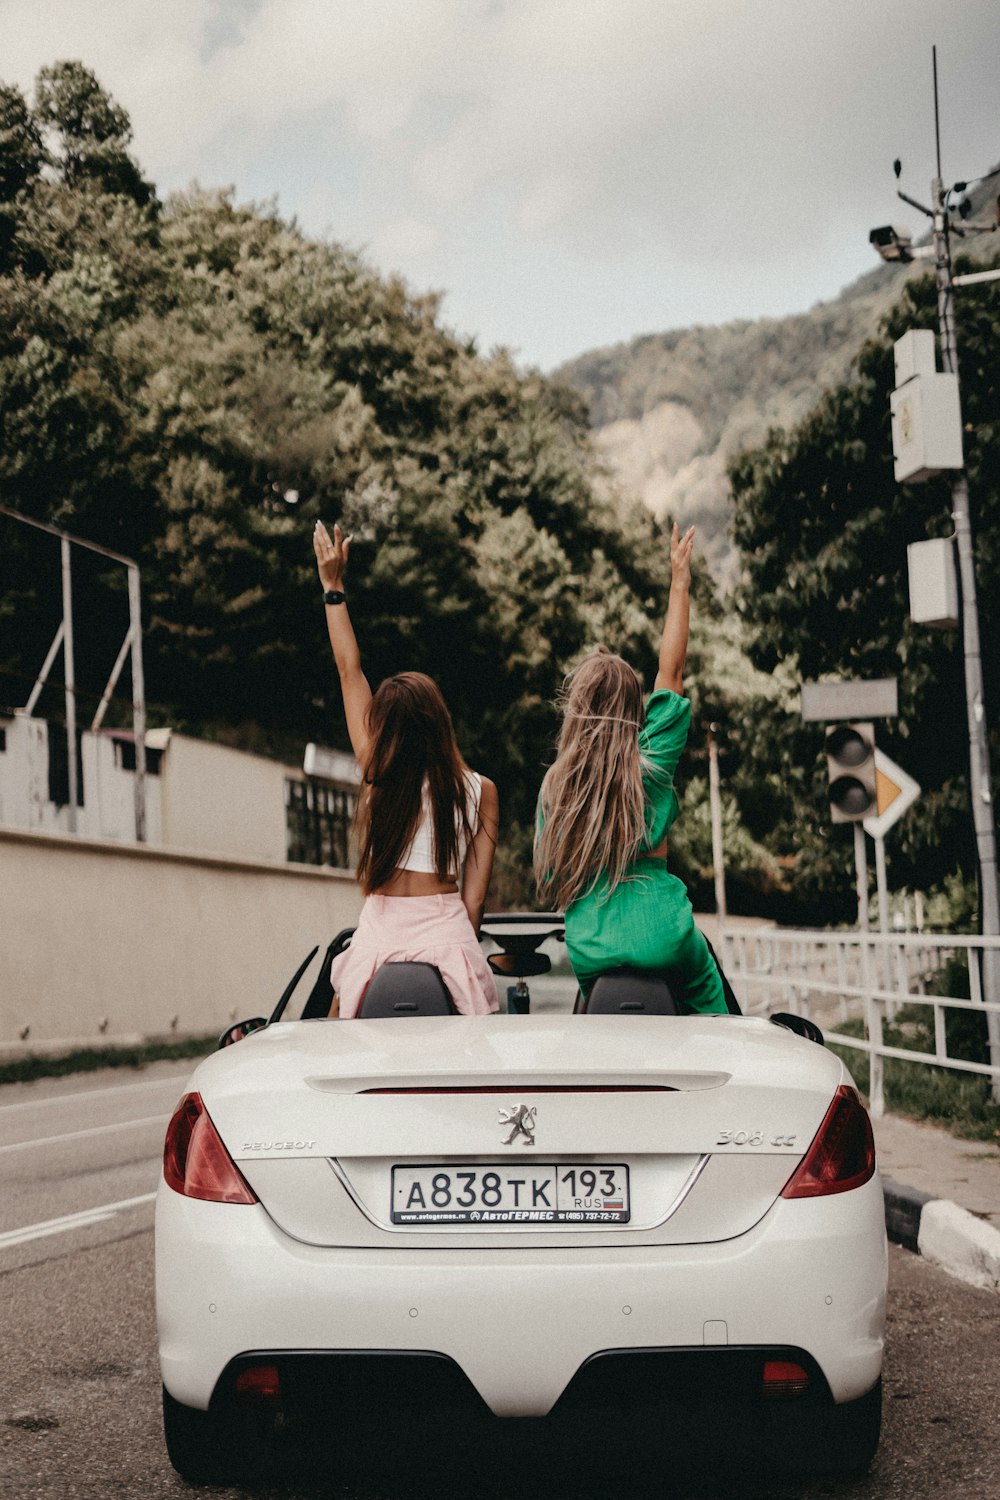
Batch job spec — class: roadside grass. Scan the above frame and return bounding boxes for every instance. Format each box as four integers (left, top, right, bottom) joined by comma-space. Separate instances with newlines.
828, 1008, 1000, 1144
0, 1034, 218, 1086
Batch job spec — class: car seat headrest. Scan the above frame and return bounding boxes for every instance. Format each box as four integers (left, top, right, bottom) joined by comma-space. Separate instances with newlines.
357, 962, 456, 1018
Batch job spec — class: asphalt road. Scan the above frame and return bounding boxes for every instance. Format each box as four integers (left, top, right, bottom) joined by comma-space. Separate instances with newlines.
2, 1065, 1000, 1500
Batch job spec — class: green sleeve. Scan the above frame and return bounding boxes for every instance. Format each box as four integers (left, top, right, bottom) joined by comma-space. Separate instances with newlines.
639, 691, 691, 784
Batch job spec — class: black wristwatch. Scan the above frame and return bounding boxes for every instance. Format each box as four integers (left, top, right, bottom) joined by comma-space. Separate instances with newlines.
322, 589, 347, 606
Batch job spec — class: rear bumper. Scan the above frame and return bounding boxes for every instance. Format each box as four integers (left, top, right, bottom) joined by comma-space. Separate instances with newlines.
156, 1175, 886, 1415
211, 1344, 838, 1416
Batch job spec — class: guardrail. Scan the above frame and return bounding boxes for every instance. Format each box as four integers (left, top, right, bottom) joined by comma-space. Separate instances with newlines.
722, 926, 1000, 1115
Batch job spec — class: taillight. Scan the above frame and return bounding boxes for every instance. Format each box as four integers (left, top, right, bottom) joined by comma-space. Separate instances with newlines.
163, 1092, 257, 1204
762, 1360, 810, 1398
235, 1364, 282, 1405
781, 1085, 875, 1198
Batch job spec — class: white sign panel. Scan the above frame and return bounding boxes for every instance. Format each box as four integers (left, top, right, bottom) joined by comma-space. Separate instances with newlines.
907, 538, 958, 628
800, 678, 898, 722
862, 750, 920, 840
303, 742, 361, 783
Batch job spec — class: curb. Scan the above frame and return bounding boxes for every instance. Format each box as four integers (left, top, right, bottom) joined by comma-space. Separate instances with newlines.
883, 1176, 1000, 1293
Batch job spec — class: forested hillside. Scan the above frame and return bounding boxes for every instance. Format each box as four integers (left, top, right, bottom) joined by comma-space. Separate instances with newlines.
559, 178, 1000, 920
559, 207, 997, 583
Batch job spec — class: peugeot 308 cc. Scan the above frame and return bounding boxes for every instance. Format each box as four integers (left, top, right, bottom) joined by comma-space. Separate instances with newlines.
156, 915, 886, 1483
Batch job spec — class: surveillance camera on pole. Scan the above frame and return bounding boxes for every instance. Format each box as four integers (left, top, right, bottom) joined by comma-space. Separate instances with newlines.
869, 224, 914, 261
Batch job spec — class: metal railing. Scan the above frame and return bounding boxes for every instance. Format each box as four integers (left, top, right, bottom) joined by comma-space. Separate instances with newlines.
722, 926, 1000, 1115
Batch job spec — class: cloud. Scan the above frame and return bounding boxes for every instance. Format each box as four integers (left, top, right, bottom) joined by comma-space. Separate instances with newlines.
2, 0, 998, 366
370, 215, 440, 265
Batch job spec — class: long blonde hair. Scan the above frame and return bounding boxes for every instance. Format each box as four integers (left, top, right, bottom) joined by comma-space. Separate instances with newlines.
534, 648, 649, 909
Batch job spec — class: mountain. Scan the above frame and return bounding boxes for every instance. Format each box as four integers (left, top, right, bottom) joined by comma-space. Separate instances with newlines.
556, 213, 997, 585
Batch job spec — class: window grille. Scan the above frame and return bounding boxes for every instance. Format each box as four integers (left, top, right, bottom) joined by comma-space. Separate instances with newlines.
286, 778, 355, 869
112, 739, 163, 775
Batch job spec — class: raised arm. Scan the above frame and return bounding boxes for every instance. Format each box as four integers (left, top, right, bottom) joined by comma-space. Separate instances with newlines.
653, 523, 695, 695
313, 520, 373, 766
461, 776, 499, 936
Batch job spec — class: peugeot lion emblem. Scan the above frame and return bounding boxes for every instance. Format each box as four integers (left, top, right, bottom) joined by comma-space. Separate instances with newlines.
499, 1104, 537, 1146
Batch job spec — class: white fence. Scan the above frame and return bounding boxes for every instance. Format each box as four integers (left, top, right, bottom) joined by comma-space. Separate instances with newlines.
722, 926, 1000, 1115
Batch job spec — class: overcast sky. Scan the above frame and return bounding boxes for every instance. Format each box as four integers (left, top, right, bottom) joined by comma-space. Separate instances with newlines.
3, 0, 998, 370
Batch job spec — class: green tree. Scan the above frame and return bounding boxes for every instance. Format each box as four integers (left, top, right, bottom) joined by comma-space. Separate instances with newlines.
4, 62, 770, 915
0, 83, 45, 201
0, 83, 46, 268
34, 61, 154, 205
728, 264, 1000, 916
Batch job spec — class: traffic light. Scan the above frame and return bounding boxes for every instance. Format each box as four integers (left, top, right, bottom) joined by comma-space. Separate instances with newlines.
826, 721, 877, 823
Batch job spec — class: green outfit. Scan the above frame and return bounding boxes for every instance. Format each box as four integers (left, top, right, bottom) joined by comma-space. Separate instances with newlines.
557, 690, 726, 1015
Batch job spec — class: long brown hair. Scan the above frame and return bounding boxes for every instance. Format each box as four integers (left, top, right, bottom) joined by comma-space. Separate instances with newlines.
356, 672, 474, 894
534, 648, 648, 909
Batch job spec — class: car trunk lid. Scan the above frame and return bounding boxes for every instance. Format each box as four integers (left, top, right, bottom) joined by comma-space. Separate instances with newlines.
193, 1015, 848, 1246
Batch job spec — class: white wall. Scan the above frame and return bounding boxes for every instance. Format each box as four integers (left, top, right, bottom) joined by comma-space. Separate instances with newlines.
0, 828, 362, 1053
158, 733, 296, 864
0, 715, 163, 842
0, 716, 357, 869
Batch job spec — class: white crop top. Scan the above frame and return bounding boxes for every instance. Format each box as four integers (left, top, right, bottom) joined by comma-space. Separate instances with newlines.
397, 770, 482, 876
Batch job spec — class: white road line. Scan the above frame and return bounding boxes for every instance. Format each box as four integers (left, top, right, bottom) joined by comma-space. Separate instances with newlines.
0, 1073, 191, 1114
0, 1114, 168, 1155
0, 1192, 157, 1250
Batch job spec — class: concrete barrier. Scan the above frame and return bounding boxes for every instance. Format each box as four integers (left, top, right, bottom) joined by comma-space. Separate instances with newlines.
0, 827, 362, 1053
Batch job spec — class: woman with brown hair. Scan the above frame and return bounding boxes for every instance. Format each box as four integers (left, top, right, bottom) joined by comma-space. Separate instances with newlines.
313, 520, 499, 1017
534, 524, 726, 1014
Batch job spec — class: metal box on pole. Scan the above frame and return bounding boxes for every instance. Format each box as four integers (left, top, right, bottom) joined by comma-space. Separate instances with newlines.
893, 329, 936, 385
907, 537, 958, 628
890, 331, 963, 483
890, 372, 963, 482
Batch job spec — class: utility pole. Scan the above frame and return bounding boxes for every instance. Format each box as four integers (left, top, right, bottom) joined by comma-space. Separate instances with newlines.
870, 48, 1000, 1095
707, 725, 727, 926
60, 535, 78, 833
927, 53, 1000, 1096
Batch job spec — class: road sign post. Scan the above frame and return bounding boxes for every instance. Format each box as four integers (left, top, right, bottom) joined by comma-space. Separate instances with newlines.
863, 751, 922, 1005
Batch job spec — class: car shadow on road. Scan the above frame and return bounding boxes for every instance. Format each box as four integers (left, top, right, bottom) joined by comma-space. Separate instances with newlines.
221, 1407, 880, 1500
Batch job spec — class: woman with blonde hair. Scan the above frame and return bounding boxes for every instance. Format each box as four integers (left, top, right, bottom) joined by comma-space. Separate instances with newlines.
313, 520, 499, 1017
534, 524, 726, 1013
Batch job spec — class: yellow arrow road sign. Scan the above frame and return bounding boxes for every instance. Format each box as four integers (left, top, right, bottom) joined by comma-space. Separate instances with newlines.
863, 750, 920, 839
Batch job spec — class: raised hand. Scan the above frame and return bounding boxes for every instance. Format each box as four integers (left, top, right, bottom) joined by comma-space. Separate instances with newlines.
313, 520, 351, 591
670, 523, 695, 587
655, 524, 695, 693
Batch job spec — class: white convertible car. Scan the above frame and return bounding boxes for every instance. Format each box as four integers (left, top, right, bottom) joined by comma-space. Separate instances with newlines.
156, 915, 886, 1484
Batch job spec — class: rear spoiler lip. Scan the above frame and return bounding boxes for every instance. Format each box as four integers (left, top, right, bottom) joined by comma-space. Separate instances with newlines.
360, 1084, 678, 1095
303, 1070, 733, 1094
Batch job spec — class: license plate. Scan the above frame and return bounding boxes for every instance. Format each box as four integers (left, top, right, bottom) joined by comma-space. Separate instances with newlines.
391, 1163, 630, 1224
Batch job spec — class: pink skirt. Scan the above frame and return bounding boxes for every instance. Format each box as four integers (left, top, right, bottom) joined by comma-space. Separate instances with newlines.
331, 892, 500, 1018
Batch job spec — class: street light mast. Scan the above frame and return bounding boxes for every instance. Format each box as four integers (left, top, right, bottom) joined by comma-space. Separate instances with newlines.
871, 49, 1000, 1094
929, 175, 1000, 1086
881, 47, 1000, 1094
928, 41, 1000, 1092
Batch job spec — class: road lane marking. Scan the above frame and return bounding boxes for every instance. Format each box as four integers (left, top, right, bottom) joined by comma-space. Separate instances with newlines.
0, 1114, 168, 1155
0, 1073, 191, 1114
0, 1192, 157, 1249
